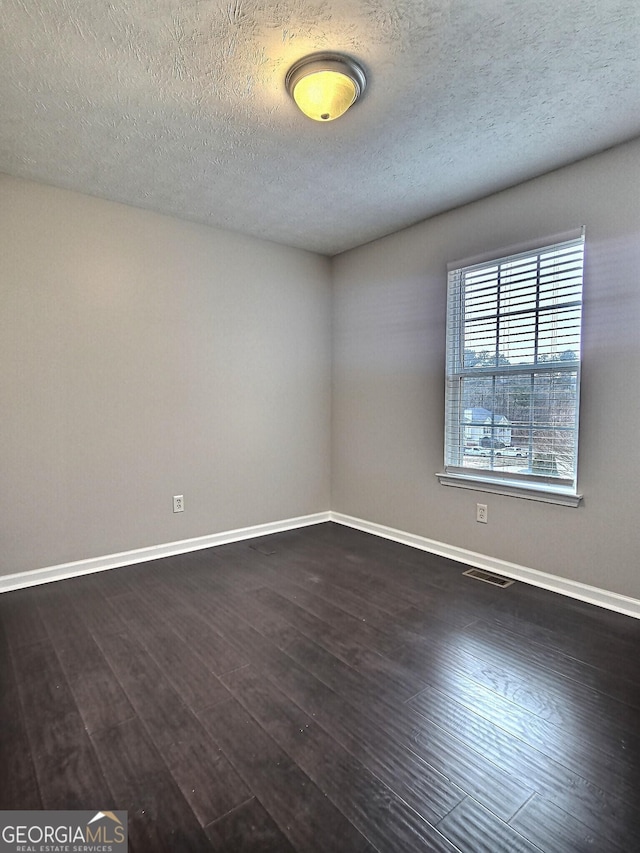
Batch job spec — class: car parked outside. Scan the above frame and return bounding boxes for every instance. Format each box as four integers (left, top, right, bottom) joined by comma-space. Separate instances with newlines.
464, 445, 529, 458
464, 446, 491, 456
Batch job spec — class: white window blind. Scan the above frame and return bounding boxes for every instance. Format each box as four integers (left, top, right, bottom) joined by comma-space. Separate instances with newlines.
441, 231, 585, 503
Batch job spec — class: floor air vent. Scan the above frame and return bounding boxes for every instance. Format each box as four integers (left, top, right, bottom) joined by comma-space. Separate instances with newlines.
463, 568, 514, 588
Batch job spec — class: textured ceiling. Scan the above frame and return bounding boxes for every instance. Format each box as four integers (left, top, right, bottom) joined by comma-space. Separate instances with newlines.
1, 0, 639, 255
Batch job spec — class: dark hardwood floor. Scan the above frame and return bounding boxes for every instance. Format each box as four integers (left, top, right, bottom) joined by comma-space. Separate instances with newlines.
1, 522, 639, 852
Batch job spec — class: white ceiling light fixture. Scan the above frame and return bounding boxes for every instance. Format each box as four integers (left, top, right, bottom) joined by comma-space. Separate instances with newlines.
286, 53, 367, 122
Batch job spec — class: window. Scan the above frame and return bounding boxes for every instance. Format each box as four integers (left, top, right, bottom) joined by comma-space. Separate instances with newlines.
438, 230, 585, 506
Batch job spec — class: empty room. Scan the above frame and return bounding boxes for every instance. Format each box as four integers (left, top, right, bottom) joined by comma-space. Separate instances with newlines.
1, 1, 639, 851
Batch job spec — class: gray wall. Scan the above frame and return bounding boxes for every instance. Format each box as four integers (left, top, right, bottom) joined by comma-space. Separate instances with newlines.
332, 139, 640, 599
1, 176, 332, 576
4, 140, 639, 600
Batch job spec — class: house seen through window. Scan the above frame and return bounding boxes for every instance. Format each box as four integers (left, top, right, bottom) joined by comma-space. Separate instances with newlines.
440, 230, 585, 504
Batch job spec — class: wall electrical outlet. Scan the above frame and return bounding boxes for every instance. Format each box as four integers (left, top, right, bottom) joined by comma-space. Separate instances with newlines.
476, 503, 488, 523
173, 495, 184, 513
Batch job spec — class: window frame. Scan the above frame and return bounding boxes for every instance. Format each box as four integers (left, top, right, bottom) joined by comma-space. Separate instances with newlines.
436, 229, 585, 507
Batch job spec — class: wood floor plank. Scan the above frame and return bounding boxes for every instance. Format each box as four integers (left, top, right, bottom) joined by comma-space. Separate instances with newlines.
198, 697, 374, 853
436, 796, 541, 853
93, 630, 248, 826
280, 631, 534, 822
301, 525, 474, 601
0, 620, 41, 809
214, 588, 302, 650
205, 798, 297, 853
509, 793, 626, 853
92, 717, 213, 853
311, 526, 474, 621
135, 575, 252, 674
10, 640, 112, 809
389, 635, 640, 765
95, 630, 210, 749
137, 627, 230, 712
66, 574, 129, 636
269, 568, 419, 640
450, 634, 640, 742
265, 578, 403, 655
474, 595, 640, 677
174, 616, 251, 676
0, 587, 49, 648
189, 546, 281, 594
462, 617, 640, 710
221, 584, 430, 703
221, 663, 463, 853
306, 526, 639, 653
162, 725, 252, 829
36, 582, 96, 648
252, 527, 417, 615
110, 591, 230, 713
408, 683, 639, 844
0, 679, 42, 809
99, 634, 206, 748
406, 652, 637, 802
87, 564, 138, 598
250, 585, 398, 668
252, 642, 466, 826
57, 634, 136, 734
4, 522, 640, 853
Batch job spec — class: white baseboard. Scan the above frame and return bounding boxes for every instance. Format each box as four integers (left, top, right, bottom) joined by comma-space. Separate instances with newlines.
3, 509, 639, 620
330, 512, 640, 620
0, 512, 331, 594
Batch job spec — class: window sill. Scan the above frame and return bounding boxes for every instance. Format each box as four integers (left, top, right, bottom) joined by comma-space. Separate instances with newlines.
436, 471, 583, 507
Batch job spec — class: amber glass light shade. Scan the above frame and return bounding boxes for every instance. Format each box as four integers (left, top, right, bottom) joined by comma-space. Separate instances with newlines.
286, 54, 366, 122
